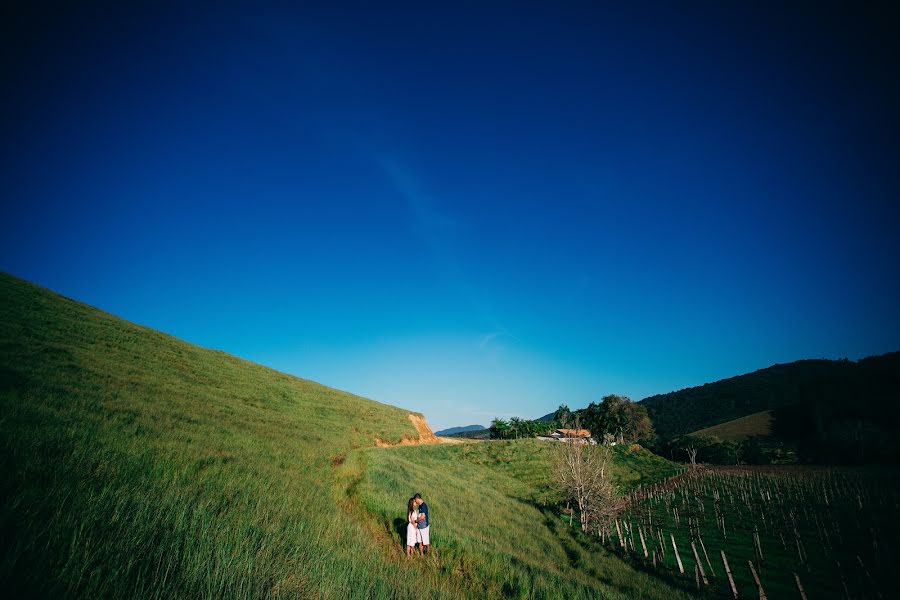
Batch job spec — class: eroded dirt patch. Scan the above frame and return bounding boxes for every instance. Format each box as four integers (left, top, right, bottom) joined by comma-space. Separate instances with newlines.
374, 413, 440, 446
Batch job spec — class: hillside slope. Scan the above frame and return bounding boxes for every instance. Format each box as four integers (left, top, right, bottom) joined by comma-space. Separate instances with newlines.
640, 353, 900, 440
0, 272, 689, 599
356, 440, 689, 600
689, 410, 774, 441
0, 272, 430, 598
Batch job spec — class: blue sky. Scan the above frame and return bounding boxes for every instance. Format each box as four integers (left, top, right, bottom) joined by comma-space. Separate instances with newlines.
2, 1, 898, 430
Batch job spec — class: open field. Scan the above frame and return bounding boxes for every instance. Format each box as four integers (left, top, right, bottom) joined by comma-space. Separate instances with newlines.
355, 439, 689, 600
610, 466, 899, 599
689, 410, 773, 441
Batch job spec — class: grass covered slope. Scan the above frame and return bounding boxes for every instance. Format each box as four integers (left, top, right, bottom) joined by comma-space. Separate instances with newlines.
0, 272, 691, 599
689, 410, 773, 441
0, 272, 431, 598
355, 440, 688, 600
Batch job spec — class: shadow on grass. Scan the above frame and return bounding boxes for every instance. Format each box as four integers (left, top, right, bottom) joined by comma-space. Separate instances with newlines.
393, 518, 406, 549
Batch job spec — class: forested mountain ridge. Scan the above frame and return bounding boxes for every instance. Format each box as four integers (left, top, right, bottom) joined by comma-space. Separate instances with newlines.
640, 352, 900, 461
434, 424, 485, 436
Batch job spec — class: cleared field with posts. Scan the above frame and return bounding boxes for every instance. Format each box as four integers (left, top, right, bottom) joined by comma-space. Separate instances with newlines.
609, 466, 898, 599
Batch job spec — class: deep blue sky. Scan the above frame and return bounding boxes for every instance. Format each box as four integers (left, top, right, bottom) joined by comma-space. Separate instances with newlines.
2, 1, 898, 430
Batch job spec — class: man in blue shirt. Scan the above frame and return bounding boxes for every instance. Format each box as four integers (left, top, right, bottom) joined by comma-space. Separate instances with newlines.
413, 493, 430, 554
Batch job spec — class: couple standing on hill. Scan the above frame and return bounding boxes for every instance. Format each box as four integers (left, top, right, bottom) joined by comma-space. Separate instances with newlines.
405, 493, 430, 557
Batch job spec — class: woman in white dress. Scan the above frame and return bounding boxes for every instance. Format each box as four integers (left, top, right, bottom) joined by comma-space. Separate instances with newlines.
406, 497, 422, 557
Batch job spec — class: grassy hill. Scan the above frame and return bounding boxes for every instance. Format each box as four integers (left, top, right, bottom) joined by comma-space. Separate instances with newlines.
355, 440, 687, 599
0, 272, 429, 598
640, 353, 900, 444
0, 272, 689, 599
688, 410, 773, 441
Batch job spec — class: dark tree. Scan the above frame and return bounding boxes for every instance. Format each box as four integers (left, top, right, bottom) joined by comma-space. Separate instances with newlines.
489, 418, 510, 440
554, 404, 573, 427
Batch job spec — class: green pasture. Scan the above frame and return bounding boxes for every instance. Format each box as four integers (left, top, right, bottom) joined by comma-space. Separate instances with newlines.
356, 439, 688, 599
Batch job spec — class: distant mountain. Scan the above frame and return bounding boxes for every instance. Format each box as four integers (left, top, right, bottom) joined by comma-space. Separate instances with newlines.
529, 352, 900, 462
435, 424, 486, 436
640, 352, 900, 445
448, 428, 492, 439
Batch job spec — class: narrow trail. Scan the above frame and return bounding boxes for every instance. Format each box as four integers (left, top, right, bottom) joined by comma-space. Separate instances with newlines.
334, 415, 448, 563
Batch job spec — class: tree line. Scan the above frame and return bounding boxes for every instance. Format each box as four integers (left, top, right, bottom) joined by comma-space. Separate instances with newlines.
488, 416, 556, 439
490, 395, 656, 445
657, 434, 776, 466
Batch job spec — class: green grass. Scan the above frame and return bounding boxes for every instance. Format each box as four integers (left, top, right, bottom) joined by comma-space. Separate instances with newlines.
428, 440, 682, 500
354, 440, 689, 599
1, 271, 689, 598
689, 410, 773, 441
0, 272, 424, 598
617, 466, 899, 599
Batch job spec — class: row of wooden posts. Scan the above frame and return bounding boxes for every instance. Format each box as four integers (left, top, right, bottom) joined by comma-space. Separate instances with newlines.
605, 513, 804, 599
599, 467, 896, 599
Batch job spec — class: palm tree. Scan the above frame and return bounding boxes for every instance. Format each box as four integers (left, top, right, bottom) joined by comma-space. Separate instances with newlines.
490, 418, 510, 440
509, 417, 523, 439
520, 419, 535, 438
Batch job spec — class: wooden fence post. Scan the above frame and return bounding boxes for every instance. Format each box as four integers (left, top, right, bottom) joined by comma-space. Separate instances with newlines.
671, 534, 684, 574
794, 573, 808, 600
748, 560, 767, 600
699, 536, 715, 576
857, 555, 884, 600
691, 541, 709, 585
721, 550, 738, 599
753, 527, 764, 564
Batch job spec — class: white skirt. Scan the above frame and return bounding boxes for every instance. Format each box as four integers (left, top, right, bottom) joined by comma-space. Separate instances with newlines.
406, 523, 421, 546
406, 523, 426, 546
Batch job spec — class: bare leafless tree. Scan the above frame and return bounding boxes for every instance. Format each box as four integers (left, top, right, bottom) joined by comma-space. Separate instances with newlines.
551, 419, 619, 532
686, 445, 699, 467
